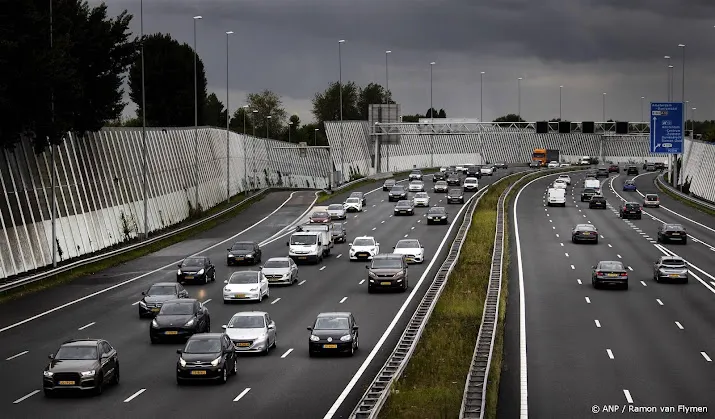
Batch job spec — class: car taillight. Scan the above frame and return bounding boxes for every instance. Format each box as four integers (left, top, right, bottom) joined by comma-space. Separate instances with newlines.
596, 271, 603, 276
620, 273, 628, 277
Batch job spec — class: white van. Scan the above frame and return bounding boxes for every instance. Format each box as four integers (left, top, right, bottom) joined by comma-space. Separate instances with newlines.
579, 156, 591, 165
297, 223, 333, 253
547, 188, 566, 206
287, 231, 328, 264
584, 178, 600, 190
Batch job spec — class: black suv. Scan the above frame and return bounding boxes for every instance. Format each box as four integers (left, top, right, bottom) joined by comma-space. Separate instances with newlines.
227, 241, 262, 266
619, 202, 642, 219
388, 185, 407, 201
588, 195, 607, 209
433, 172, 446, 182
382, 179, 396, 191
43, 339, 119, 396
626, 165, 639, 175
366, 254, 409, 292
580, 188, 597, 202
177, 256, 216, 284
465, 165, 481, 178
596, 167, 609, 178
447, 188, 465, 204
657, 223, 687, 244
446, 173, 461, 186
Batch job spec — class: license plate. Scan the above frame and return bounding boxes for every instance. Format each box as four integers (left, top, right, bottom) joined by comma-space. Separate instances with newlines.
151, 308, 160, 312
582, 232, 590, 235
669, 274, 679, 277
58, 380, 75, 385
672, 233, 681, 235
323, 344, 338, 349
190, 370, 207, 375
185, 276, 194, 279
237, 342, 250, 347
165, 331, 178, 335
406, 258, 414, 262
298, 256, 307, 259
400, 210, 406, 213
607, 273, 618, 277
630, 211, 635, 213
235, 294, 245, 298
380, 282, 391, 286
236, 257, 244, 260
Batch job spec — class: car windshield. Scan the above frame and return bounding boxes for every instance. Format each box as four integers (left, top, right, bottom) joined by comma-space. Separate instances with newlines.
625, 203, 639, 209
625, 181, 635, 185
465, 179, 477, 183
350, 192, 362, 197
159, 303, 193, 315
646, 194, 658, 200
291, 235, 317, 245
312, 212, 329, 218
315, 317, 350, 330
411, 171, 421, 175
436, 181, 447, 186
415, 193, 428, 198
147, 285, 176, 296
592, 196, 605, 201
390, 186, 404, 192
396, 202, 411, 207
55, 345, 98, 360
410, 180, 422, 184
429, 207, 446, 214
395, 240, 420, 249
328, 204, 343, 210
598, 261, 624, 271
665, 224, 685, 231
181, 258, 204, 267
371, 259, 402, 269
449, 190, 461, 196
353, 238, 374, 246
263, 259, 289, 268
231, 243, 253, 251
229, 272, 259, 284
228, 315, 265, 329
183, 338, 221, 354
345, 198, 359, 204
662, 259, 686, 267
331, 222, 343, 230
583, 188, 595, 194
577, 225, 595, 231
384, 180, 395, 185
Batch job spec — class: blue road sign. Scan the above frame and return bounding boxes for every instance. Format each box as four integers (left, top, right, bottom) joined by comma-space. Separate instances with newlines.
650, 102, 683, 154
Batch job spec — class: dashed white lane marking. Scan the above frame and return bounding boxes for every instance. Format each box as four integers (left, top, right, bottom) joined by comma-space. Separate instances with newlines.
417, 220, 421, 223
546, 214, 550, 217
320, 266, 326, 271
381, 220, 385, 224
13, 390, 40, 404
280, 349, 294, 358
555, 234, 560, 238
627, 266, 633, 271
381, 199, 384, 202
270, 298, 281, 305
582, 214, 586, 218
389, 215, 393, 218
124, 388, 146, 403
404, 234, 409, 237
549, 220, 553, 223
607, 244, 612, 248
585, 297, 591, 304
132, 301, 141, 306
411, 226, 415, 230
570, 265, 575, 270
564, 253, 569, 257
203, 299, 212, 304
623, 389, 634, 404
5, 350, 29, 361
354, 215, 358, 218
600, 235, 604, 239
552, 226, 555, 230
298, 280, 307, 286
595, 320, 601, 328
359, 279, 365, 285
640, 281, 647, 287
372, 227, 376, 231
656, 299, 664, 305
339, 297, 348, 304
577, 279, 582, 285
617, 254, 622, 258
675, 321, 684, 330
336, 254, 342, 258
560, 243, 564, 247
607, 349, 614, 359
233, 388, 251, 402
701, 352, 712, 362
372, 204, 376, 207
78, 322, 95, 330
578, 209, 581, 212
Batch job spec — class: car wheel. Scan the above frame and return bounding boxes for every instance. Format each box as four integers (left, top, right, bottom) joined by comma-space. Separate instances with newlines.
150, 335, 159, 344
94, 376, 104, 395
212, 272, 216, 282
204, 275, 209, 285
266, 287, 270, 299
368, 286, 373, 293
623, 283, 629, 290
232, 359, 238, 375
43, 389, 53, 398
594, 239, 598, 244
219, 366, 228, 384
258, 292, 263, 303
683, 238, 688, 245
592, 279, 598, 289
654, 274, 659, 283
355, 335, 359, 350
112, 364, 120, 385
349, 342, 355, 357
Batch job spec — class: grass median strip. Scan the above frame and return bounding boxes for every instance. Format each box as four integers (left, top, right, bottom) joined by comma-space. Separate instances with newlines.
380, 175, 517, 419
656, 180, 715, 217
0, 191, 264, 304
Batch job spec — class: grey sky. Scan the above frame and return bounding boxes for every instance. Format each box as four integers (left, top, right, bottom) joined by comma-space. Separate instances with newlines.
95, 0, 715, 123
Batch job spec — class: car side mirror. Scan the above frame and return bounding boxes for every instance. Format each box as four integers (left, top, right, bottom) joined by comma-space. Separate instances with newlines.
353, 326, 359, 330
348, 243, 352, 247
141, 291, 146, 296
177, 264, 182, 268
223, 280, 228, 284
176, 349, 183, 355
101, 353, 109, 359
318, 241, 322, 246
258, 266, 263, 270
392, 246, 396, 249
307, 327, 313, 331
222, 325, 227, 329
286, 241, 289, 246
227, 248, 231, 251
268, 322, 275, 330
376, 243, 380, 246
48, 354, 54, 360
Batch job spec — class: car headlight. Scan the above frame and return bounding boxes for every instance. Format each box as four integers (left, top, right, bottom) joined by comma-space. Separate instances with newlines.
177, 269, 182, 275
310, 335, 320, 342
247, 253, 253, 258
139, 300, 147, 308
184, 318, 196, 327
340, 335, 352, 342
43, 371, 53, 378
197, 269, 205, 275
228, 254, 234, 257
151, 319, 159, 328
80, 370, 95, 377
179, 357, 186, 367
210, 356, 222, 367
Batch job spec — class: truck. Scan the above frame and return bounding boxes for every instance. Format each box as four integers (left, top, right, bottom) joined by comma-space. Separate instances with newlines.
287, 230, 329, 264
532, 148, 560, 166
296, 223, 334, 253
579, 156, 592, 165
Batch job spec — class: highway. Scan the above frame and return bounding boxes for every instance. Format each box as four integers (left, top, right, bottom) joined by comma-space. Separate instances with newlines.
505, 169, 715, 418
0, 169, 516, 419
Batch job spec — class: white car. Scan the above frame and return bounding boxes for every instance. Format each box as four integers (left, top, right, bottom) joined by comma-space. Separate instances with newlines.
327, 203, 347, 219
408, 170, 423, 180
560, 163, 570, 167
413, 192, 430, 207
480, 166, 494, 176
552, 179, 567, 189
408, 180, 424, 192
222, 311, 276, 354
557, 174, 571, 185
392, 239, 425, 263
223, 271, 270, 303
463, 177, 479, 191
261, 257, 298, 285
349, 236, 380, 260
440, 166, 448, 172
343, 197, 363, 212
547, 161, 559, 168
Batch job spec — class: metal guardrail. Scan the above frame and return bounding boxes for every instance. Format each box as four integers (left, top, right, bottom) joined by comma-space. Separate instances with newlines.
459, 178, 517, 418
655, 174, 715, 212
0, 187, 280, 293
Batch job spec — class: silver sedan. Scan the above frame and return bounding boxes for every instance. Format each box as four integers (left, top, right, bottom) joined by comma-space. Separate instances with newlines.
327, 203, 347, 220
261, 257, 298, 285
223, 311, 277, 354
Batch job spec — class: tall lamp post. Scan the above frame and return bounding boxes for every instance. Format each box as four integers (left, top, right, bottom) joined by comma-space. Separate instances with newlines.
241, 104, 248, 194
517, 77, 523, 119
602, 92, 607, 123
640, 96, 645, 122
559, 85, 563, 120
192, 15, 202, 209
50, 0, 58, 265
676, 43, 686, 187
225, 30, 233, 202
338, 39, 346, 183
430, 61, 436, 168
140, 0, 149, 239
480, 71, 485, 121
385, 49, 391, 173
288, 121, 293, 143
251, 109, 258, 191
314, 128, 319, 146
664, 55, 672, 100
691, 107, 697, 134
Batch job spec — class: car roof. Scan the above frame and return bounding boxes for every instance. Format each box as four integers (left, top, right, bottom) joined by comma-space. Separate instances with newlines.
231, 311, 268, 317
151, 282, 178, 287
233, 241, 256, 245
464, 177, 478, 181
373, 253, 404, 260
410, 179, 422, 182
396, 239, 420, 246
660, 256, 684, 261
187, 333, 224, 340
317, 312, 352, 318
350, 191, 363, 195
396, 200, 412, 204
598, 260, 624, 267
266, 257, 291, 262
576, 223, 596, 229
62, 339, 102, 346
163, 298, 198, 304
230, 271, 260, 278
429, 206, 446, 210
354, 236, 375, 240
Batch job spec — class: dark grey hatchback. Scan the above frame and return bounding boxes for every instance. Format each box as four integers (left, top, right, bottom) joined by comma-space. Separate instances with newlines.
176, 333, 237, 385
308, 312, 359, 356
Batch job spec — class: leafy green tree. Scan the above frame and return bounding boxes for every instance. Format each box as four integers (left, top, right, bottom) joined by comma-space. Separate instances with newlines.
438, 109, 446, 118
247, 90, 287, 139
204, 93, 226, 127
401, 114, 423, 123
357, 83, 391, 119
0, 0, 137, 151
493, 114, 524, 122
425, 108, 439, 118
229, 107, 254, 134
312, 81, 361, 124
128, 33, 208, 127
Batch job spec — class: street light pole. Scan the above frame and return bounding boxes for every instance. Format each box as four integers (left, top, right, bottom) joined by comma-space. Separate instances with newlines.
692, 107, 697, 134
225, 30, 233, 202
252, 109, 258, 191
193, 15, 202, 210
288, 121, 293, 143
140, 0, 149, 239
480, 71, 485, 121
338, 39, 346, 183
517, 77, 522, 119
678, 44, 685, 103
314, 128, 319, 146
602, 92, 606, 123
430, 61, 436, 168
559, 85, 563, 120
664, 55, 671, 101
385, 50, 391, 173
50, 0, 57, 266
641, 96, 645, 122
242, 105, 248, 194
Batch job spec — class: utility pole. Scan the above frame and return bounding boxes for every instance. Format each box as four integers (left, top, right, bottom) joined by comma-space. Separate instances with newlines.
50, 0, 57, 267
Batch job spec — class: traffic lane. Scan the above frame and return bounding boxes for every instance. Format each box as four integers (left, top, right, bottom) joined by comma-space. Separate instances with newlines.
519, 177, 631, 417
0, 191, 311, 329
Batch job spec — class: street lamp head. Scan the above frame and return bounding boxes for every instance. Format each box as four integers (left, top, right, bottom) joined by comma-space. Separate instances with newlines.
559, 85, 563, 88
664, 55, 670, 59
430, 62, 436, 65
193, 15, 202, 20
252, 110, 258, 113
641, 96, 645, 99
315, 128, 319, 131
266, 115, 272, 119
668, 65, 674, 68
386, 50, 391, 54
242, 105, 249, 109
678, 44, 685, 47
603, 92, 606, 95
226, 31, 234, 35
518, 77, 523, 80
338, 39, 345, 43
481, 71, 485, 74
288, 121, 293, 125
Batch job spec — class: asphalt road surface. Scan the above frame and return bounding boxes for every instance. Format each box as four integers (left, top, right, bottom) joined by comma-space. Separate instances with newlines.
0, 169, 517, 419
500, 169, 715, 418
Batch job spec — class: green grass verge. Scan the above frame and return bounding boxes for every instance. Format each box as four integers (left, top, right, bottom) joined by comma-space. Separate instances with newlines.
380, 175, 519, 419
0, 191, 265, 304
656, 179, 715, 217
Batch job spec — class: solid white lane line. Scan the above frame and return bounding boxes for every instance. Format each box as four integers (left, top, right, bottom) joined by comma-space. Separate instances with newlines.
564, 253, 569, 257
623, 389, 634, 404
702, 352, 713, 362
339, 297, 347, 304
656, 299, 664, 305
616, 254, 622, 259
570, 265, 575, 270
320, 266, 326, 271
5, 350, 29, 361
270, 298, 281, 305
359, 279, 365, 285
336, 254, 342, 258
577, 279, 582, 285
594, 320, 601, 328
585, 297, 591, 304
131, 301, 141, 306
280, 348, 294, 358
124, 388, 146, 402
298, 280, 307, 286
203, 299, 212, 304
13, 390, 40, 404
608, 244, 612, 248
78, 322, 95, 330
675, 321, 684, 330
607, 349, 614, 359
233, 388, 251, 402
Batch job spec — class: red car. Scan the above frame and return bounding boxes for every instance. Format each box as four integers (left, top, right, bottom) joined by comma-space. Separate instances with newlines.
309, 211, 331, 223
608, 164, 619, 173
